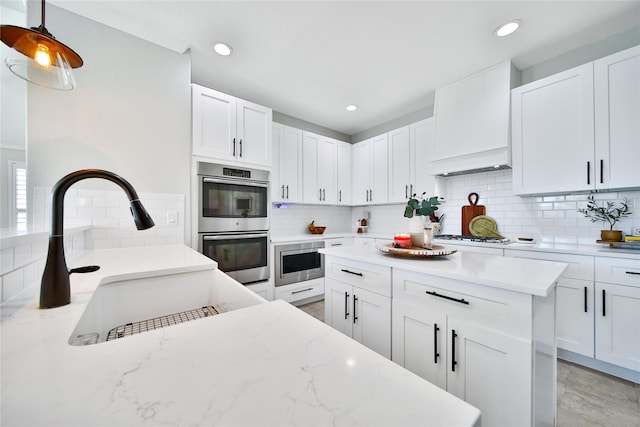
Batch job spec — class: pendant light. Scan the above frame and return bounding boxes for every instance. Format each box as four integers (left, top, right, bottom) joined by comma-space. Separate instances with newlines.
0, 0, 83, 90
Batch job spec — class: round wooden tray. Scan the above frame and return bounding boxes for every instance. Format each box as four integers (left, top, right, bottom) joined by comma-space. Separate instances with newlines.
376, 243, 457, 257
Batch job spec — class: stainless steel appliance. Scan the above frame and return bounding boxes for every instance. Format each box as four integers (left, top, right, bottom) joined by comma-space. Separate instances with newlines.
197, 162, 269, 232
274, 241, 325, 287
197, 162, 270, 284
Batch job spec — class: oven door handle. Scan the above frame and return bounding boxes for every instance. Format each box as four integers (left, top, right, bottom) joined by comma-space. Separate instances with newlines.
203, 233, 268, 241
202, 177, 269, 187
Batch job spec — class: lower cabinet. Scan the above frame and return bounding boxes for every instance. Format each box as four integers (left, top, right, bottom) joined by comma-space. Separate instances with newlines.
392, 269, 552, 427
275, 278, 324, 304
323, 256, 392, 358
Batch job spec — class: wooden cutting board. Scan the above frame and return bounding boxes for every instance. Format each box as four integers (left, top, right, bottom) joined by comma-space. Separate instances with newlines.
462, 193, 486, 236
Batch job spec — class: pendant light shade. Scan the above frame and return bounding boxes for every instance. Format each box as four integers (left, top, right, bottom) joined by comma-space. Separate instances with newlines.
1, 0, 83, 90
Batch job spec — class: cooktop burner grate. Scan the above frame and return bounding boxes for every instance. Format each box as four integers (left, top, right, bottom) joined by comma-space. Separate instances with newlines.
106, 306, 219, 342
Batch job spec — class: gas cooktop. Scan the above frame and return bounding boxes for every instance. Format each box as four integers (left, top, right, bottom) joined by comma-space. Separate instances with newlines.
434, 234, 511, 244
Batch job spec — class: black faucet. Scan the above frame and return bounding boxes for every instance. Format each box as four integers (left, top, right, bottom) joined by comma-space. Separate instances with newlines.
40, 169, 155, 309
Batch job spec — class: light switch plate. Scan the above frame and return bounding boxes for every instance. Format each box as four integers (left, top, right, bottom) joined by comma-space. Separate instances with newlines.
633, 226, 640, 236
166, 211, 178, 226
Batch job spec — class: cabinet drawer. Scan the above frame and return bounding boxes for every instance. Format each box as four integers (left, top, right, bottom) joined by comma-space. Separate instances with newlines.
595, 257, 640, 286
275, 278, 324, 303
505, 249, 594, 280
325, 256, 392, 297
393, 269, 532, 337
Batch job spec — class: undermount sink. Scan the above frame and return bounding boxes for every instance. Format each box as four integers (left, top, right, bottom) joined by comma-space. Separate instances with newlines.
69, 269, 264, 346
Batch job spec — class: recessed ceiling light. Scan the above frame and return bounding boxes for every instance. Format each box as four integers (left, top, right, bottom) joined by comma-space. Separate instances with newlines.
494, 20, 521, 37
212, 42, 233, 56
346, 104, 358, 112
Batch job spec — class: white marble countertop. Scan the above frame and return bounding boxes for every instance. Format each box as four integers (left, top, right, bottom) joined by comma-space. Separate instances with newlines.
1, 244, 480, 426
320, 244, 567, 297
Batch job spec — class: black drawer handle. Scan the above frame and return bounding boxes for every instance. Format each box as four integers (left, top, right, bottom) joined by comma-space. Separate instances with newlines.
587, 161, 591, 185
341, 269, 363, 277
353, 295, 358, 324
600, 159, 604, 184
426, 290, 469, 305
434, 323, 440, 364
602, 289, 606, 317
451, 329, 458, 372
626, 271, 640, 275
584, 286, 588, 313
291, 287, 313, 295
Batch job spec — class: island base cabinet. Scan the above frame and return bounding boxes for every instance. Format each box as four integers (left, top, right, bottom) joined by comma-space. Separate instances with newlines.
393, 300, 533, 427
595, 282, 640, 371
325, 277, 391, 358
556, 278, 595, 357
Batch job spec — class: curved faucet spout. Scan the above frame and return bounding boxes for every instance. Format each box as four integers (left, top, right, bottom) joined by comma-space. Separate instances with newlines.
40, 169, 155, 309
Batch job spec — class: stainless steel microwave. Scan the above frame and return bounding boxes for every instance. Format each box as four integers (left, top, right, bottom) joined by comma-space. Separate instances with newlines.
274, 241, 325, 287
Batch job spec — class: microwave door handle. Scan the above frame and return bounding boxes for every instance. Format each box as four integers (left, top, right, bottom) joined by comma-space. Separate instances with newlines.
203, 234, 267, 241
202, 177, 269, 187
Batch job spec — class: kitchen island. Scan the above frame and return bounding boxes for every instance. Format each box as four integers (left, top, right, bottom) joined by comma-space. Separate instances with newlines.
320, 243, 568, 427
1, 244, 480, 426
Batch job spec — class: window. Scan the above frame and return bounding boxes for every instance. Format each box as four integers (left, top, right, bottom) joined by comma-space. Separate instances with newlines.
9, 161, 26, 231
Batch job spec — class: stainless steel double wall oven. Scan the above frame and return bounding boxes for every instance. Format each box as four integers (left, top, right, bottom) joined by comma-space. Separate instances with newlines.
197, 162, 269, 284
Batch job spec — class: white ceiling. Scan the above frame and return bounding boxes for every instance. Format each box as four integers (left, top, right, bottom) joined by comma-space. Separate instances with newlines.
49, 0, 640, 136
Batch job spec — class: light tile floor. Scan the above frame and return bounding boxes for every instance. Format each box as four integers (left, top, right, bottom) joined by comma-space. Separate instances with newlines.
297, 300, 640, 427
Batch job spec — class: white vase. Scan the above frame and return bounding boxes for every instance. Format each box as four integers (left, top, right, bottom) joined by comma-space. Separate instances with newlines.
408, 215, 429, 247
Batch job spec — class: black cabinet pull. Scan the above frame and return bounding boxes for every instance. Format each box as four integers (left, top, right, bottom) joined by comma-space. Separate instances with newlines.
434, 323, 440, 364
344, 291, 349, 319
410, 184, 413, 196
319, 189, 323, 201
451, 329, 458, 372
286, 185, 289, 199
292, 287, 313, 295
602, 289, 606, 317
239, 139, 243, 157
370, 189, 373, 201
232, 138, 236, 156
339, 190, 342, 203
584, 286, 588, 313
353, 295, 358, 324
626, 271, 640, 275
587, 161, 591, 185
323, 188, 326, 201
281, 185, 285, 199
405, 185, 408, 198
426, 290, 469, 305
341, 269, 363, 277
600, 159, 604, 184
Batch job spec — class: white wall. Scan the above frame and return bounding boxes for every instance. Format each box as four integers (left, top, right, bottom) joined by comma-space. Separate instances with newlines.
26, 5, 192, 241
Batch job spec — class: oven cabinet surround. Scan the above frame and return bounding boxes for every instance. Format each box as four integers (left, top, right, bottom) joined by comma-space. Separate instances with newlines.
505, 250, 595, 357
320, 245, 566, 427
430, 61, 516, 175
302, 131, 338, 204
0, 245, 482, 427
387, 118, 437, 203
192, 84, 272, 168
272, 123, 303, 203
324, 256, 392, 358
511, 45, 640, 195
352, 133, 389, 205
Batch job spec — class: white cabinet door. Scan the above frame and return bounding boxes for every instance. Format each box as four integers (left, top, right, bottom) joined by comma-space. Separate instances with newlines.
556, 278, 594, 357
447, 318, 532, 427
388, 126, 413, 203
392, 299, 446, 388
192, 85, 236, 161
324, 278, 353, 337
411, 118, 436, 196
337, 141, 352, 205
352, 141, 372, 205
302, 132, 321, 203
511, 63, 595, 195
272, 124, 302, 202
594, 45, 640, 190
595, 282, 640, 371
236, 99, 272, 167
369, 133, 388, 204
352, 287, 391, 358
317, 137, 337, 204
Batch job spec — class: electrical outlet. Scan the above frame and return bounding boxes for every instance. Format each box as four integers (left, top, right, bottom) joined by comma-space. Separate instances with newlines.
633, 226, 640, 236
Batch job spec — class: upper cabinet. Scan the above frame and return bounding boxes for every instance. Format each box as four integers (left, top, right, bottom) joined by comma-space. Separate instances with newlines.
272, 123, 303, 203
352, 133, 388, 205
388, 118, 436, 203
302, 131, 338, 204
192, 84, 272, 168
512, 45, 640, 195
336, 141, 352, 205
431, 61, 516, 175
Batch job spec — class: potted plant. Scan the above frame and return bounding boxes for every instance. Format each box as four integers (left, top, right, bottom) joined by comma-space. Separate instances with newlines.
578, 195, 631, 242
404, 193, 441, 247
